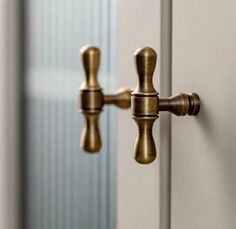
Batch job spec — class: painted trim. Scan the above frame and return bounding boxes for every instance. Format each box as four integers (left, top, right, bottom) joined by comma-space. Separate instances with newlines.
0, 0, 22, 229
160, 0, 172, 229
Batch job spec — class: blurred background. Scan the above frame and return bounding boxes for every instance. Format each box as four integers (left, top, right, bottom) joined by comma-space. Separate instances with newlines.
1, 0, 117, 228
23, 0, 117, 229
0, 0, 160, 229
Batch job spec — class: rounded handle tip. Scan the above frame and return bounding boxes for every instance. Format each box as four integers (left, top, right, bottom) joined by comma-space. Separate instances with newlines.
80, 45, 101, 89
80, 112, 101, 153
134, 47, 157, 77
80, 45, 100, 71
134, 47, 157, 58
135, 149, 156, 164
133, 117, 157, 164
133, 47, 157, 94
80, 45, 100, 67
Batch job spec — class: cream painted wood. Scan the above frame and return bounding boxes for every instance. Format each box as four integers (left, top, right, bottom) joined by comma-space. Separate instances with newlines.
0, 1, 8, 227
172, 1, 236, 229
0, 1, 21, 229
116, 1, 161, 229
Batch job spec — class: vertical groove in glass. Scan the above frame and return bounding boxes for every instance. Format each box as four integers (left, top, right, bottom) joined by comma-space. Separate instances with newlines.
24, 0, 117, 229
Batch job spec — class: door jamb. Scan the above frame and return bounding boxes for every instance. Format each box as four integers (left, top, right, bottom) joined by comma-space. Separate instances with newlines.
160, 0, 172, 229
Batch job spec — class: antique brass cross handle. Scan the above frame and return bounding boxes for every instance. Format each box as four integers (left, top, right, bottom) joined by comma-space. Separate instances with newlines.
131, 47, 200, 164
79, 45, 131, 153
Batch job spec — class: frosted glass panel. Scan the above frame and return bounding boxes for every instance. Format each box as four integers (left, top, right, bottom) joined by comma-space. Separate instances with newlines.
24, 0, 116, 229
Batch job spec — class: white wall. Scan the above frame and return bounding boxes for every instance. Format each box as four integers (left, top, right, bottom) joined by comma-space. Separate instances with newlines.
172, 1, 236, 229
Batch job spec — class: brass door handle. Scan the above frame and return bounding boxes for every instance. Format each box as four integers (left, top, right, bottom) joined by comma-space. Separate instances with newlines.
132, 47, 200, 164
79, 45, 131, 153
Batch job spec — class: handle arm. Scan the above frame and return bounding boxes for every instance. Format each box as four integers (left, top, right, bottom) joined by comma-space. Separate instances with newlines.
104, 87, 132, 109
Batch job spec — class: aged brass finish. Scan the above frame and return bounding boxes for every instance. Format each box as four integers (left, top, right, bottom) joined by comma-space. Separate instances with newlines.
132, 47, 201, 164
104, 87, 132, 109
79, 45, 131, 153
159, 93, 201, 116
